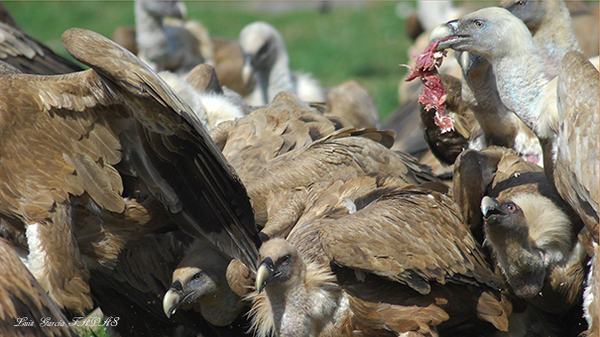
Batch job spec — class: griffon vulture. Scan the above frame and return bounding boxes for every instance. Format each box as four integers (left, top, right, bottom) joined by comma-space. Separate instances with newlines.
453, 147, 587, 325
249, 173, 510, 336
435, 8, 598, 334
0, 27, 259, 317
163, 92, 439, 324
239, 21, 325, 106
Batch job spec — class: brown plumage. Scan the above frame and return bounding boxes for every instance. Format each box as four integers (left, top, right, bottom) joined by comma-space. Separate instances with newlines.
0, 27, 258, 315
454, 148, 586, 317
324, 79, 381, 129
0, 237, 79, 337
418, 73, 476, 166
164, 92, 438, 323
211, 92, 436, 228
0, 3, 82, 75
250, 174, 510, 337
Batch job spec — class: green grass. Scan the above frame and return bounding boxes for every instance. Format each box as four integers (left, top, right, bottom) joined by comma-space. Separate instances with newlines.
3, 1, 416, 121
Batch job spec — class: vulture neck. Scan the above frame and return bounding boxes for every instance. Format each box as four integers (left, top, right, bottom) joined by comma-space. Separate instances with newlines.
198, 284, 244, 326
491, 44, 559, 166
463, 57, 520, 149
135, 3, 169, 67
532, 1, 581, 79
266, 283, 315, 337
256, 47, 295, 105
463, 56, 542, 165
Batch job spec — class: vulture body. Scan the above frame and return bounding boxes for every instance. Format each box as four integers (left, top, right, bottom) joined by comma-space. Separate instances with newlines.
0, 237, 79, 337
239, 21, 325, 106
436, 7, 598, 335
0, 27, 259, 316
251, 174, 510, 337
211, 92, 435, 227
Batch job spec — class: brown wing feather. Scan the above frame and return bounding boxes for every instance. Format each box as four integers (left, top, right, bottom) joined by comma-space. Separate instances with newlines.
0, 237, 79, 337
61, 28, 260, 270
319, 185, 502, 294
556, 51, 599, 239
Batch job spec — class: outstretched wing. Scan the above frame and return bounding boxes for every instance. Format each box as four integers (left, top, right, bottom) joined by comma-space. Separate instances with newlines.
61, 28, 260, 271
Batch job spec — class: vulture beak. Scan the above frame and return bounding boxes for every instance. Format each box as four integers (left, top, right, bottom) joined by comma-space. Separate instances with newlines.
457, 51, 480, 77
242, 54, 255, 88
481, 196, 503, 221
430, 20, 463, 50
163, 281, 184, 318
174, 1, 188, 20
256, 257, 276, 293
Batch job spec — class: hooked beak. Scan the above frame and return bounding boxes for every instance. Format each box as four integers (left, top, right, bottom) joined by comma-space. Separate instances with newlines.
255, 257, 275, 293
481, 196, 502, 220
429, 20, 464, 50
242, 54, 255, 88
163, 282, 183, 318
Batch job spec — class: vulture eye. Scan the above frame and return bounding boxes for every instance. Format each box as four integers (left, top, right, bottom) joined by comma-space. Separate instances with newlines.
192, 273, 203, 281
474, 20, 484, 28
280, 255, 290, 266
517, 1, 526, 7
506, 203, 517, 214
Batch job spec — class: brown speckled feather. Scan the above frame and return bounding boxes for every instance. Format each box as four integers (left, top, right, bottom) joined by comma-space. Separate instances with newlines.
211, 94, 431, 227
0, 27, 258, 314
0, 237, 79, 337
318, 185, 501, 293
62, 28, 259, 270
555, 51, 599, 241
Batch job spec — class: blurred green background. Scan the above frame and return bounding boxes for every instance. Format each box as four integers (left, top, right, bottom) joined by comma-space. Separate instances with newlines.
2, 1, 420, 121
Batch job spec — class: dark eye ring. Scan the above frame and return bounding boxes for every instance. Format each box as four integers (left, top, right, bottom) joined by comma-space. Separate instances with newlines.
517, 1, 526, 7
193, 273, 202, 280
281, 256, 290, 265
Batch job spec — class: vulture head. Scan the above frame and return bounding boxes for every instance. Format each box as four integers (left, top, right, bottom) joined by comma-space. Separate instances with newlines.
239, 21, 284, 87
255, 238, 305, 294
136, 0, 187, 21
163, 246, 244, 326
433, 7, 537, 61
481, 194, 574, 299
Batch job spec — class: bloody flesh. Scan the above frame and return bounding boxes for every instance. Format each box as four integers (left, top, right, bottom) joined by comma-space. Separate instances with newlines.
404, 40, 454, 133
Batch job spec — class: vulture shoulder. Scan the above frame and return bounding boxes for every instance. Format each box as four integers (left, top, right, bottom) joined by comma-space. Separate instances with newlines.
0, 237, 79, 337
